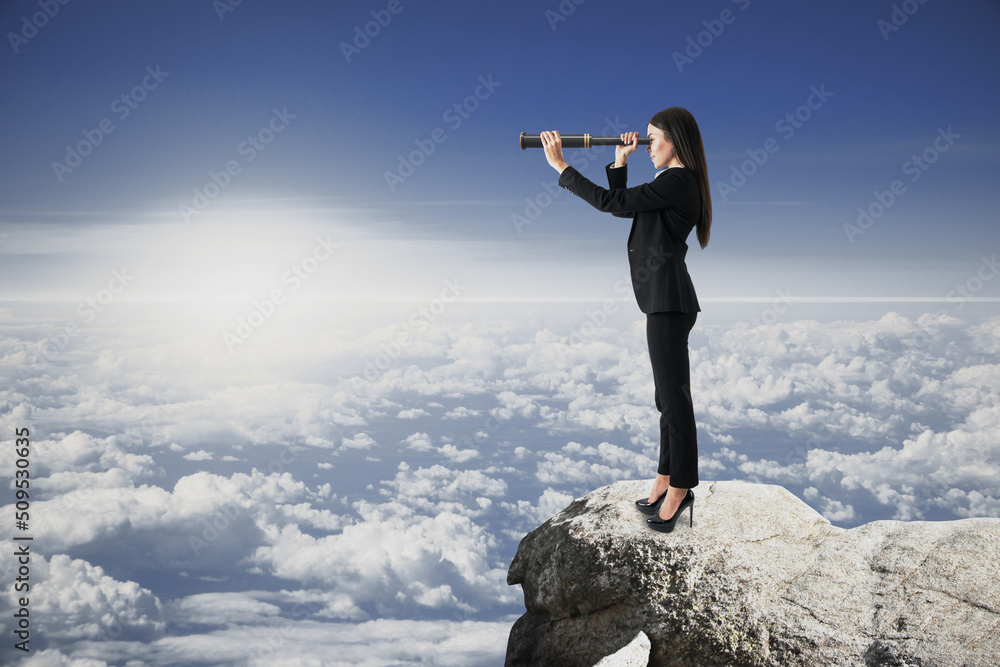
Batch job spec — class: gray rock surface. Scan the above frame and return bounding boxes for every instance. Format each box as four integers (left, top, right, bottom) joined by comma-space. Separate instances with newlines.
593, 631, 651, 666
505, 480, 1000, 666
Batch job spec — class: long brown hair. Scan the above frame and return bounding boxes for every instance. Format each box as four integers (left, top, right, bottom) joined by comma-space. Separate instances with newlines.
649, 107, 712, 248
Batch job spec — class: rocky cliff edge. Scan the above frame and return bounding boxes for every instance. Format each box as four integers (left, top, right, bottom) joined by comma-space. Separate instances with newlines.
506, 480, 1000, 666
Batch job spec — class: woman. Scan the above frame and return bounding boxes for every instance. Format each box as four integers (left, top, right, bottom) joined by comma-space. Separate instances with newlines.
539, 106, 711, 533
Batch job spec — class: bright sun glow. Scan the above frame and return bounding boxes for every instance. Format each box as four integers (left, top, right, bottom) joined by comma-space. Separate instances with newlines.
124, 209, 348, 303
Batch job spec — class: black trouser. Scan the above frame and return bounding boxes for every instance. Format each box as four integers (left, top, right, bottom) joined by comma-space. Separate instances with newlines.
645, 311, 699, 488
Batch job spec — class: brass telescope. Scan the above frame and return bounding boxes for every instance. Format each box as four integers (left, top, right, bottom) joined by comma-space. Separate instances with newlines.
519, 132, 650, 150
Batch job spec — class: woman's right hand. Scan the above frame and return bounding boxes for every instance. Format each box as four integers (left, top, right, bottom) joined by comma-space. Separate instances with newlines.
615, 132, 639, 166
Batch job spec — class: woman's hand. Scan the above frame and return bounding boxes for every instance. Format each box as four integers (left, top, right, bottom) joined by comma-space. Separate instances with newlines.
540, 131, 568, 173
615, 132, 639, 167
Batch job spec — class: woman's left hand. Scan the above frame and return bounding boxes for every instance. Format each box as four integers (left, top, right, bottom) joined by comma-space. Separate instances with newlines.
540, 131, 568, 173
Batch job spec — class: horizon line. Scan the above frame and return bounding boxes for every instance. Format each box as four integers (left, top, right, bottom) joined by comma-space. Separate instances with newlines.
1, 296, 999, 304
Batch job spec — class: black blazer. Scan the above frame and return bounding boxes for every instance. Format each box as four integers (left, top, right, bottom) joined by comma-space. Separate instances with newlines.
558, 162, 701, 314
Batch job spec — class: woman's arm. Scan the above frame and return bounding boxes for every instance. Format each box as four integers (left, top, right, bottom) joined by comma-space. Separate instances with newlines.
607, 162, 631, 218
543, 130, 667, 217
559, 164, 689, 215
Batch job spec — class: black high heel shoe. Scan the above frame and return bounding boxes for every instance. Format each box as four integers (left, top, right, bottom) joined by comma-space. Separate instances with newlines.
635, 488, 668, 516
646, 489, 694, 533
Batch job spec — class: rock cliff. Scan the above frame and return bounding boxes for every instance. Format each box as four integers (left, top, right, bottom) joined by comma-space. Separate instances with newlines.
505, 480, 1000, 666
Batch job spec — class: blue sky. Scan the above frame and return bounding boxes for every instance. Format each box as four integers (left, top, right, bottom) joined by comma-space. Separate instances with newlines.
1, 3, 999, 663
1, 0, 998, 304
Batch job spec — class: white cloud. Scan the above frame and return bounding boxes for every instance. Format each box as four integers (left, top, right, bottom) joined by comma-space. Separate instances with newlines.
3, 302, 998, 660
3, 554, 165, 643
20, 650, 110, 666
167, 592, 283, 626
536, 440, 651, 487
443, 406, 482, 419
342, 433, 377, 450
438, 443, 480, 462
250, 506, 514, 617
800, 404, 1000, 520
501, 487, 576, 529
11, 470, 321, 563
0, 431, 160, 483
383, 463, 505, 506
403, 432, 481, 461
403, 432, 434, 452
20, 617, 513, 666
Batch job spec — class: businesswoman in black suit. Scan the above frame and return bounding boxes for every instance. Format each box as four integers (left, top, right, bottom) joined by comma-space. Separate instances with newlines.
539, 107, 711, 533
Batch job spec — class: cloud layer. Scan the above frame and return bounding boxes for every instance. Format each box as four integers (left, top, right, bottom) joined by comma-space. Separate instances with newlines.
1, 304, 997, 663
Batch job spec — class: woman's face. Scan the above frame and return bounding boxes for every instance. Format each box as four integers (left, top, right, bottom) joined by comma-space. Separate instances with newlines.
647, 124, 678, 169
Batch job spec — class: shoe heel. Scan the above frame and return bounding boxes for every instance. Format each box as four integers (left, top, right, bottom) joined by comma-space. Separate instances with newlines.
646, 489, 695, 534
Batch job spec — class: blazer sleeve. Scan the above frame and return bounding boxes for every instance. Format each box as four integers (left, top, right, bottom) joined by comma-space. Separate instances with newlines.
605, 162, 631, 219
558, 164, 689, 215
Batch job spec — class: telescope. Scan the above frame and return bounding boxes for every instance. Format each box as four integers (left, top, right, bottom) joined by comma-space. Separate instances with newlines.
519, 132, 650, 150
